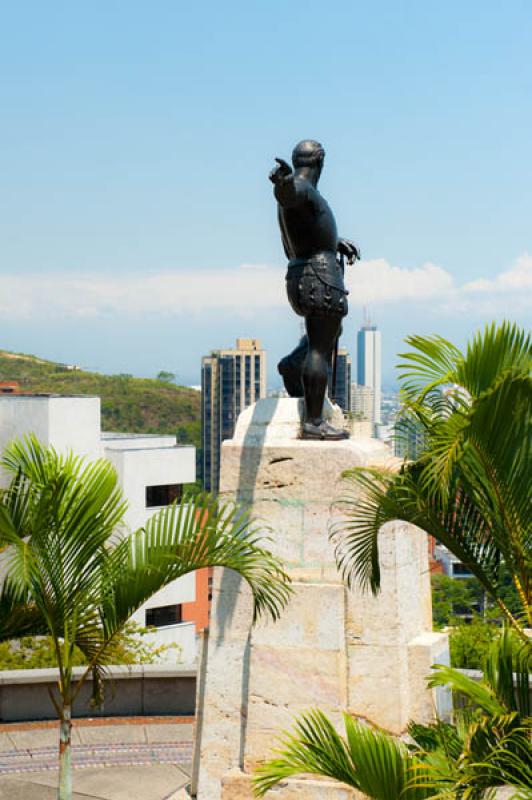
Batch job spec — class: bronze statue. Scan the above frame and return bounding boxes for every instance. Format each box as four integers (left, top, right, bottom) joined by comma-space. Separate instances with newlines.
270, 140, 359, 439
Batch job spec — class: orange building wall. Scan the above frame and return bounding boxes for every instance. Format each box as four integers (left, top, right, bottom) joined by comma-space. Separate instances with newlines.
182, 567, 213, 632
428, 535, 444, 574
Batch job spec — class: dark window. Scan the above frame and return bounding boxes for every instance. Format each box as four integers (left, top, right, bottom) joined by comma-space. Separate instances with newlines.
245, 355, 251, 404
146, 484, 183, 507
452, 562, 472, 576
146, 604, 182, 628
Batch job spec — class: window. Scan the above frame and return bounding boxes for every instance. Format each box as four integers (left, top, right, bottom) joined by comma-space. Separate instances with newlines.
146, 484, 183, 508
452, 562, 472, 577
146, 604, 182, 628
245, 355, 251, 405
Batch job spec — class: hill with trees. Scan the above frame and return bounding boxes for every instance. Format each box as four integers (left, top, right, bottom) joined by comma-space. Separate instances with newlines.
0, 350, 201, 446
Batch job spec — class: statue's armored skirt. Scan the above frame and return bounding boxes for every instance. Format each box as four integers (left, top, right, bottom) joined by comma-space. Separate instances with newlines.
286, 252, 349, 318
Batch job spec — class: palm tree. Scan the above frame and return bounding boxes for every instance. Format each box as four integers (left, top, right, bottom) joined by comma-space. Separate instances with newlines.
0, 436, 291, 800
254, 631, 531, 798
330, 322, 531, 639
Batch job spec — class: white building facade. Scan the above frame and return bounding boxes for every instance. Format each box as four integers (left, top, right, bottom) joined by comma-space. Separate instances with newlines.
356, 322, 382, 426
0, 395, 199, 664
351, 383, 375, 421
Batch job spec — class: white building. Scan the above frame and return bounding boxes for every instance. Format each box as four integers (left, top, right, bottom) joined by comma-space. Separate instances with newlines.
351, 382, 374, 421
0, 394, 199, 664
356, 319, 382, 426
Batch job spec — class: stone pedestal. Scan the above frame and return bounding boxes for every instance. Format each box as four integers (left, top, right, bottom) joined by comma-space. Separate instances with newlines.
193, 399, 449, 799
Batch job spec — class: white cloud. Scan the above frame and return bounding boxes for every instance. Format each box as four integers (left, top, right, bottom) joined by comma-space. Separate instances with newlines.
345, 259, 454, 303
0, 255, 530, 320
462, 254, 532, 293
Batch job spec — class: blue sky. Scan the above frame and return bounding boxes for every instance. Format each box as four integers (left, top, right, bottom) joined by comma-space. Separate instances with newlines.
1, 1, 531, 387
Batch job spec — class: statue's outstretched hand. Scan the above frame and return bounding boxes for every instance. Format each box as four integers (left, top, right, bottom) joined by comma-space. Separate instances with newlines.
337, 238, 360, 265
269, 157, 293, 184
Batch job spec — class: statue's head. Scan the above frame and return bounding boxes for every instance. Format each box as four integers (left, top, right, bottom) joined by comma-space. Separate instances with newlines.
292, 140, 325, 178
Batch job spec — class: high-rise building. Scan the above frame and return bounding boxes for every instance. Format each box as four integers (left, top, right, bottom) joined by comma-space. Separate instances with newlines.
351, 383, 374, 420
201, 338, 266, 493
356, 315, 382, 426
328, 347, 351, 413
393, 416, 426, 460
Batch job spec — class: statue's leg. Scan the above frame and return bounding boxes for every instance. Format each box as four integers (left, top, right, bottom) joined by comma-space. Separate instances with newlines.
277, 335, 308, 397
303, 314, 342, 424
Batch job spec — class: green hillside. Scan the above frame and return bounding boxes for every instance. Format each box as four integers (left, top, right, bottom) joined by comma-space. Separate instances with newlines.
0, 350, 201, 445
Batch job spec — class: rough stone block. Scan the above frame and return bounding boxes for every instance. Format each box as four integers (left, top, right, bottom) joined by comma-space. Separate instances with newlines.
407, 631, 452, 723
221, 769, 363, 799
347, 643, 410, 732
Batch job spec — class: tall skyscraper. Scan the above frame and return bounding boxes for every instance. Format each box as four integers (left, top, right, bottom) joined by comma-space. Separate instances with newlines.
356, 314, 382, 426
328, 347, 352, 413
201, 338, 266, 493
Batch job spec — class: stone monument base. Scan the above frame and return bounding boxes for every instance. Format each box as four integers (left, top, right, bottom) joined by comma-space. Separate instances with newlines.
193, 399, 450, 799
221, 769, 363, 798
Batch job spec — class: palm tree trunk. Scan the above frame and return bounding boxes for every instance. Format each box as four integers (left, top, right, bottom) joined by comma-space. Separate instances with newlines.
58, 705, 72, 800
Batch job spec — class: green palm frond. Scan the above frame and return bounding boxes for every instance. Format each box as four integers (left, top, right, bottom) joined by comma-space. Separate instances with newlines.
398, 334, 462, 403
99, 492, 291, 645
483, 630, 530, 717
330, 467, 398, 593
253, 709, 433, 799
429, 630, 530, 718
425, 633, 532, 796
428, 666, 508, 718
331, 464, 501, 601
331, 323, 531, 634
253, 709, 358, 796
399, 322, 530, 406
0, 576, 47, 640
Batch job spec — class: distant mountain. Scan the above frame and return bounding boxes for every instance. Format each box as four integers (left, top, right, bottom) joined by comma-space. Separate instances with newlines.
0, 350, 201, 446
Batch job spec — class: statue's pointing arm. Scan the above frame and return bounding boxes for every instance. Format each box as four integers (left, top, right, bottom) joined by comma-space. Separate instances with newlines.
269, 157, 308, 207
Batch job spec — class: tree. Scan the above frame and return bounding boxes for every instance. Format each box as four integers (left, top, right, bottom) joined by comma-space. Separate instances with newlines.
156, 370, 176, 383
254, 632, 531, 798
330, 323, 531, 640
0, 622, 181, 669
0, 436, 291, 800
448, 615, 499, 669
431, 574, 484, 627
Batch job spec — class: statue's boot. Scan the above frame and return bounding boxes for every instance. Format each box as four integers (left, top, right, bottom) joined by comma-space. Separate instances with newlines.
301, 419, 349, 441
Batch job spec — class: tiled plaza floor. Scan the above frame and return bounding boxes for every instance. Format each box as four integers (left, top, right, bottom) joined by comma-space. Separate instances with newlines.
0, 717, 194, 800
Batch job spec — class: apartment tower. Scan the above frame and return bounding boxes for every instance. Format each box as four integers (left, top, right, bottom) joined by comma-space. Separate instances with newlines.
201, 338, 266, 492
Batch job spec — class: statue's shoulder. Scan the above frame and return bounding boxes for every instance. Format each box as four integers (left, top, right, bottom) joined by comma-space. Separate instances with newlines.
292, 175, 317, 201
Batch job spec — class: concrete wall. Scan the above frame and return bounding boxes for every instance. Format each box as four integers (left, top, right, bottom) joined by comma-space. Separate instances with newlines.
103, 441, 196, 529
0, 396, 102, 479
0, 665, 196, 722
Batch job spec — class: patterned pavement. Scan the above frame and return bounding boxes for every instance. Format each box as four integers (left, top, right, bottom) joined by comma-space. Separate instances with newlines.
0, 718, 194, 798
0, 740, 193, 774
